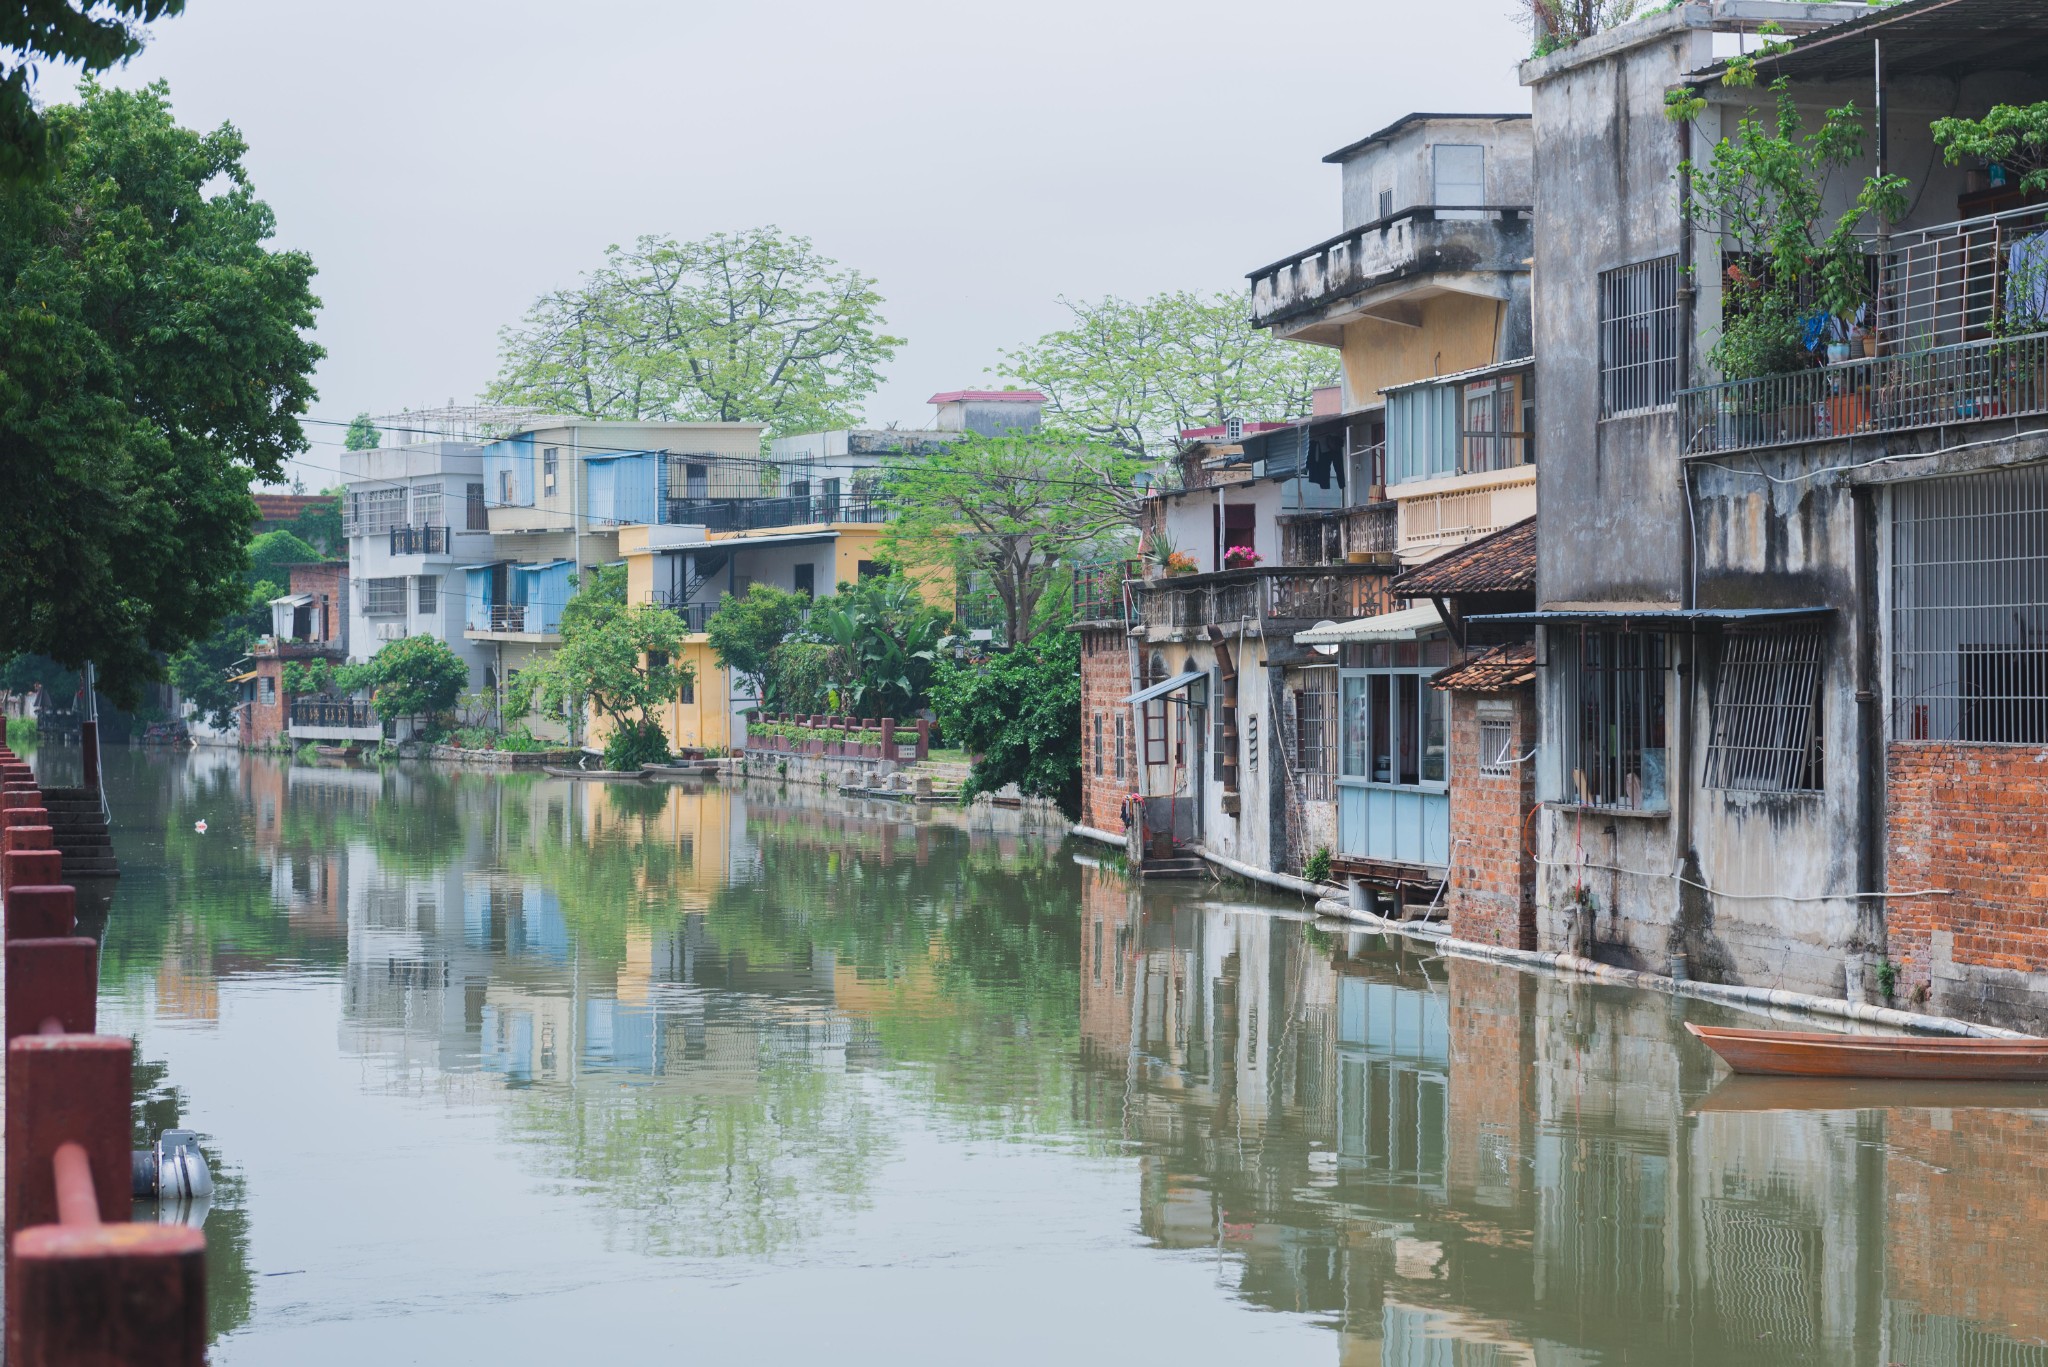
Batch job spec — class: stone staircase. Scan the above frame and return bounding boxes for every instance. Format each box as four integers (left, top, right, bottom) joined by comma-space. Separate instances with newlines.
39, 787, 119, 879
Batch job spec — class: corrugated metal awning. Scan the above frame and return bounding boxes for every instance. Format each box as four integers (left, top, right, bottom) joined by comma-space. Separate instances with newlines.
1123, 670, 1206, 706
1468, 607, 1834, 628
268, 593, 314, 608
1294, 603, 1444, 646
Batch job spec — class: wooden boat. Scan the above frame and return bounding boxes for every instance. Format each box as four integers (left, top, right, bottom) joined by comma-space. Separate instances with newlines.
1686, 1020, 2048, 1081
540, 765, 650, 781
1694, 1074, 2048, 1114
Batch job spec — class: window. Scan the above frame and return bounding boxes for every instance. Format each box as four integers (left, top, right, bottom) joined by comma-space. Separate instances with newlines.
685, 464, 708, 499
351, 487, 406, 537
1554, 627, 1669, 809
1114, 713, 1127, 781
1247, 713, 1259, 775
1378, 187, 1394, 220
679, 674, 695, 705
1461, 373, 1531, 474
260, 676, 277, 705
794, 563, 815, 597
1432, 144, 1485, 217
363, 577, 407, 616
415, 576, 438, 616
1598, 255, 1681, 417
857, 560, 880, 582
542, 447, 560, 497
1093, 713, 1104, 776
466, 483, 487, 530
1294, 676, 1338, 800
411, 482, 442, 527
1892, 465, 2048, 743
1144, 653, 1170, 767
1705, 628, 1825, 791
1339, 668, 1448, 787
647, 649, 668, 671
1477, 703, 1514, 778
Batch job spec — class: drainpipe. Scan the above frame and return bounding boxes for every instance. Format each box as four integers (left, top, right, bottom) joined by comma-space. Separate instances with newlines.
1873, 39, 1890, 343
1853, 488, 1886, 978
1673, 108, 1701, 954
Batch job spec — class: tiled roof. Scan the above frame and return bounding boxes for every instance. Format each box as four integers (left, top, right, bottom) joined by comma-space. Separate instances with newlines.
1432, 641, 1536, 693
926, 389, 1046, 405
1392, 516, 1535, 596
250, 493, 332, 521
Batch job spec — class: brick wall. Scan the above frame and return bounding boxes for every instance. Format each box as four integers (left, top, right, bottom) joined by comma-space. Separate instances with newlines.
1078, 626, 1136, 834
245, 659, 286, 747
1886, 742, 2048, 1016
1885, 1107, 2048, 1343
1445, 690, 1536, 950
1445, 958, 1534, 1209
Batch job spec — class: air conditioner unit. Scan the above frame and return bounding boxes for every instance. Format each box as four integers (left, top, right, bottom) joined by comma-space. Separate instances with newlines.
377, 623, 404, 641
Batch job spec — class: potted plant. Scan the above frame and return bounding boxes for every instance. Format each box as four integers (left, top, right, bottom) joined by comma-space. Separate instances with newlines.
1222, 545, 1263, 570
1163, 550, 1198, 577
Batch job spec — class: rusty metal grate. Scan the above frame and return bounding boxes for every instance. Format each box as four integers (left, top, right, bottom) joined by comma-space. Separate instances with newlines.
1704, 627, 1825, 792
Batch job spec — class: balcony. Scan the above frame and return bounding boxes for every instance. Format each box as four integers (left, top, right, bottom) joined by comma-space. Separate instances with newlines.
1880, 203, 2048, 352
665, 493, 887, 533
388, 525, 449, 555
1131, 565, 1389, 635
1280, 497, 1398, 567
1678, 329, 2048, 457
1248, 205, 1532, 333
1073, 562, 1138, 626
645, 591, 716, 633
287, 697, 381, 743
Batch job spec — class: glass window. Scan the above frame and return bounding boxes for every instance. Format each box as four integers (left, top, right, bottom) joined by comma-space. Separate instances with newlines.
466, 483, 487, 530
542, 447, 560, 497
363, 577, 406, 616
1340, 668, 1449, 789
351, 487, 406, 536
1555, 627, 1670, 809
412, 482, 442, 527
1421, 680, 1447, 783
1341, 674, 1369, 778
1432, 144, 1484, 213
1598, 255, 1681, 417
415, 576, 438, 615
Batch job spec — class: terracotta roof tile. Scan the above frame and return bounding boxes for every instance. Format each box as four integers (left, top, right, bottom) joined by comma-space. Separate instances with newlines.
1392, 517, 1536, 597
1432, 641, 1536, 693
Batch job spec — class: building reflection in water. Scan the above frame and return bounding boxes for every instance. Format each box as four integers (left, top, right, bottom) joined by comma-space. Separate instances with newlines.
99, 748, 2048, 1364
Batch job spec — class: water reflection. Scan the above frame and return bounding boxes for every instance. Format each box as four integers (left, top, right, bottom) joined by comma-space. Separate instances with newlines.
79, 747, 2048, 1364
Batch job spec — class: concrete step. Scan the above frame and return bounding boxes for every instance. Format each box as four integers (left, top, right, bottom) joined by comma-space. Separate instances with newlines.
1140, 857, 1208, 880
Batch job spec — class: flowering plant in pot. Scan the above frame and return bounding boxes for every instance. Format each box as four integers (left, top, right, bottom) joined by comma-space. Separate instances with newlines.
1223, 545, 1263, 570
1163, 550, 1199, 576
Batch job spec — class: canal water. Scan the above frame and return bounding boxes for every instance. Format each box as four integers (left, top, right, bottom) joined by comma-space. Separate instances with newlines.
47, 747, 2048, 1364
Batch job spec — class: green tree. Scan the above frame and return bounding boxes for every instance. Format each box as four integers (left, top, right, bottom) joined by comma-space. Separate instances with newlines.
244, 529, 321, 588
1000, 292, 1337, 464
164, 583, 270, 730
805, 573, 950, 717
342, 411, 380, 450
880, 430, 1140, 648
706, 583, 811, 701
292, 488, 345, 555
363, 634, 468, 731
1932, 103, 2048, 197
0, 0, 185, 181
487, 227, 902, 436
929, 628, 1083, 816
506, 566, 691, 769
0, 80, 321, 704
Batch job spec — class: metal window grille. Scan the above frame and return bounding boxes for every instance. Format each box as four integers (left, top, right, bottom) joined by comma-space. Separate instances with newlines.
1093, 713, 1104, 777
1704, 629, 1825, 791
1247, 714, 1258, 775
1293, 679, 1337, 800
466, 483, 487, 529
415, 576, 438, 616
1114, 713, 1127, 781
1478, 717, 1513, 777
1598, 255, 1680, 417
363, 577, 407, 616
411, 482, 442, 527
351, 487, 406, 537
1555, 628, 1670, 809
1891, 465, 2048, 743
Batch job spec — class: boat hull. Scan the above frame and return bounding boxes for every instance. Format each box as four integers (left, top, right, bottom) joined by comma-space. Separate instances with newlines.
1685, 1021, 2048, 1081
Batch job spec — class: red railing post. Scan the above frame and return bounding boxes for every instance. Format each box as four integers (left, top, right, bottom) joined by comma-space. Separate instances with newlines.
10, 1224, 208, 1365
880, 718, 896, 760
5, 1034, 131, 1235
6, 885, 77, 940
6, 938, 98, 1039
3, 849, 63, 898
915, 718, 930, 761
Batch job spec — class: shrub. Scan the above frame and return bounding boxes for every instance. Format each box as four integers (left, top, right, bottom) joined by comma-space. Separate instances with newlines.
1303, 845, 1333, 884
602, 718, 671, 771
5, 715, 38, 746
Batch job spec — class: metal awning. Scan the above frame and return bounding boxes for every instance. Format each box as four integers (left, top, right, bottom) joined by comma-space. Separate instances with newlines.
226, 669, 258, 685
1294, 602, 1444, 646
268, 593, 314, 608
1124, 670, 1206, 706
1469, 607, 1834, 628
701, 530, 839, 549
456, 561, 510, 571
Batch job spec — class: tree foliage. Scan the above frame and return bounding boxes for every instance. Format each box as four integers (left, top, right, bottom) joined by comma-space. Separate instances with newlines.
506, 567, 691, 767
803, 574, 950, 718
487, 227, 902, 436
343, 411, 380, 450
1933, 103, 2048, 198
291, 489, 345, 555
999, 292, 1337, 464
929, 628, 1082, 817
0, 0, 184, 181
1524, 0, 1639, 55
164, 583, 269, 730
245, 529, 321, 588
706, 583, 811, 701
881, 431, 1140, 648
0, 80, 321, 703
362, 633, 468, 728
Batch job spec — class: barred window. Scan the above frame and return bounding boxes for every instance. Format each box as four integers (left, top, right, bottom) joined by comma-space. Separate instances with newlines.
1294, 676, 1338, 800
411, 482, 442, 527
363, 577, 407, 616
351, 487, 406, 537
415, 576, 439, 616
1477, 706, 1514, 778
1705, 628, 1825, 792
1598, 255, 1680, 417
1892, 466, 2048, 743
1554, 627, 1669, 809
1093, 713, 1104, 777
1114, 713, 1127, 781
466, 483, 487, 530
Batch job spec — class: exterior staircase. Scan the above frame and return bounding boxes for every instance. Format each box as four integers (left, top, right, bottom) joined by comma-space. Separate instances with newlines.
39, 787, 119, 879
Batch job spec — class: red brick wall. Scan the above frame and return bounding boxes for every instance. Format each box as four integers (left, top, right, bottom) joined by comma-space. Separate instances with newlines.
1886, 742, 2048, 994
1078, 626, 1136, 834
1445, 690, 1536, 949
1077, 866, 1138, 1068
1445, 959, 1532, 1206
288, 561, 349, 651
1885, 1107, 2048, 1342
244, 660, 286, 748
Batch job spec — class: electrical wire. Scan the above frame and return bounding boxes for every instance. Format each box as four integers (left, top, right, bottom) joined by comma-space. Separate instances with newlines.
1530, 852, 1955, 901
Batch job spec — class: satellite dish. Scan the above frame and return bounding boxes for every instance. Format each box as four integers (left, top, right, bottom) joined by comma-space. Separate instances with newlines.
1308, 621, 1341, 657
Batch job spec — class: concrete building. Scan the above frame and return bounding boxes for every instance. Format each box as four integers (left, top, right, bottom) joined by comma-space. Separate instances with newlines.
1508, 0, 2048, 1028
240, 560, 353, 748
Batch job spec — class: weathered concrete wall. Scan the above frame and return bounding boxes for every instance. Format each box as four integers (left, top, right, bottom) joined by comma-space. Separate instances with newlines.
1445, 691, 1536, 950
1886, 742, 2048, 1033
1336, 116, 1533, 231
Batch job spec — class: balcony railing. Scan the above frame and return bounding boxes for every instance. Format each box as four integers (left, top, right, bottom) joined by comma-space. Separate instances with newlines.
1249, 206, 1533, 330
1881, 204, 2048, 352
1679, 329, 2048, 456
664, 493, 887, 532
645, 592, 715, 633
289, 698, 372, 729
489, 604, 529, 633
388, 525, 449, 555
1348, 502, 1398, 556
1132, 566, 1387, 631
1073, 562, 1138, 625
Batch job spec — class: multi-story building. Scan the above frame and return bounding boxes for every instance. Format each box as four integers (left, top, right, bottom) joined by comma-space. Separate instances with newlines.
1085, 113, 1539, 898
1509, 0, 2048, 1027
241, 559, 365, 748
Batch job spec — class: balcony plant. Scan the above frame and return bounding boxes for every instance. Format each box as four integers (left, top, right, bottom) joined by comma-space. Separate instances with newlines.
1222, 545, 1263, 570
1669, 41, 1909, 387
1163, 550, 1198, 576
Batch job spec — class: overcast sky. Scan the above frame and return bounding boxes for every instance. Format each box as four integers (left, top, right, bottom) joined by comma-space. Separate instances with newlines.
46, 0, 1532, 486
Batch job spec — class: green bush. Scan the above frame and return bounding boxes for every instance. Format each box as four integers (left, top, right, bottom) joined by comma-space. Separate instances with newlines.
1302, 845, 1333, 884
5, 715, 39, 747
602, 718, 671, 771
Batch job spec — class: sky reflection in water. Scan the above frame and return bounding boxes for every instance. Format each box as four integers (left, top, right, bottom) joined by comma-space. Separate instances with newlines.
74, 747, 2048, 1366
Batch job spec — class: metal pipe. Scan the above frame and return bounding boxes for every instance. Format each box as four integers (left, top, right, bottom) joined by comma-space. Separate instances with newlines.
52, 1142, 99, 1226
